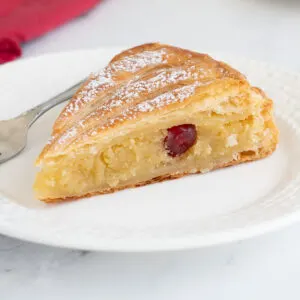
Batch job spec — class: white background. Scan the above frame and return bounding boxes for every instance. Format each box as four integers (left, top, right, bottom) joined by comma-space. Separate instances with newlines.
2, 0, 300, 299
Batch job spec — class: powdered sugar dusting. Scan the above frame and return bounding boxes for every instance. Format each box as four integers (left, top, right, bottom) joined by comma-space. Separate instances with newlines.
98, 83, 199, 130
63, 49, 167, 116
110, 49, 167, 73
133, 84, 198, 113
73, 66, 208, 131
46, 135, 55, 145
57, 127, 77, 145
64, 75, 113, 116
95, 66, 205, 114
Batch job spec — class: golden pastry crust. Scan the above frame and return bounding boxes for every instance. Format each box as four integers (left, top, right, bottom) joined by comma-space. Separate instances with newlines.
34, 43, 279, 202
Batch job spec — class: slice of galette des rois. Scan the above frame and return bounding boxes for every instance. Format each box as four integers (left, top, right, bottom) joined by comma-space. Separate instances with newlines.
34, 43, 279, 202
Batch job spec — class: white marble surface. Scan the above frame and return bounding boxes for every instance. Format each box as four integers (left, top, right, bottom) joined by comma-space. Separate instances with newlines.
2, 0, 300, 298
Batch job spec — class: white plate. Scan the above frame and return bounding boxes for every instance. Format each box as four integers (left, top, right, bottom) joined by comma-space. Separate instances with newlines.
0, 48, 300, 252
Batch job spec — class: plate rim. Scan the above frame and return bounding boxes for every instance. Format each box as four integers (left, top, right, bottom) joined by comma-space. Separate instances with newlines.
1, 206, 300, 252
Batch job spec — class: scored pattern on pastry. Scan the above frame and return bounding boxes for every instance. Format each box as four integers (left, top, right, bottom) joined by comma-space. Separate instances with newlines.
54, 46, 168, 132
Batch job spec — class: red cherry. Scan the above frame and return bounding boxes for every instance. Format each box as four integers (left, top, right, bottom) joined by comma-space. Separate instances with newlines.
164, 124, 197, 157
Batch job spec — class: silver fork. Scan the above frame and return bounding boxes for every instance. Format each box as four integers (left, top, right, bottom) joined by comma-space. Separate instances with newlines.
0, 79, 86, 164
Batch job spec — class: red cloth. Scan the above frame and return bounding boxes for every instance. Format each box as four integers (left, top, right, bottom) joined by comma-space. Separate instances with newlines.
0, 0, 100, 64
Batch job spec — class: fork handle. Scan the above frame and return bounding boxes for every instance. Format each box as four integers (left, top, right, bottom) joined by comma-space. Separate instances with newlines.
20, 79, 86, 127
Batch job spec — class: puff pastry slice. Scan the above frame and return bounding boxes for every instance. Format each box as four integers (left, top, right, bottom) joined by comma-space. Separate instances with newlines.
34, 43, 278, 202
